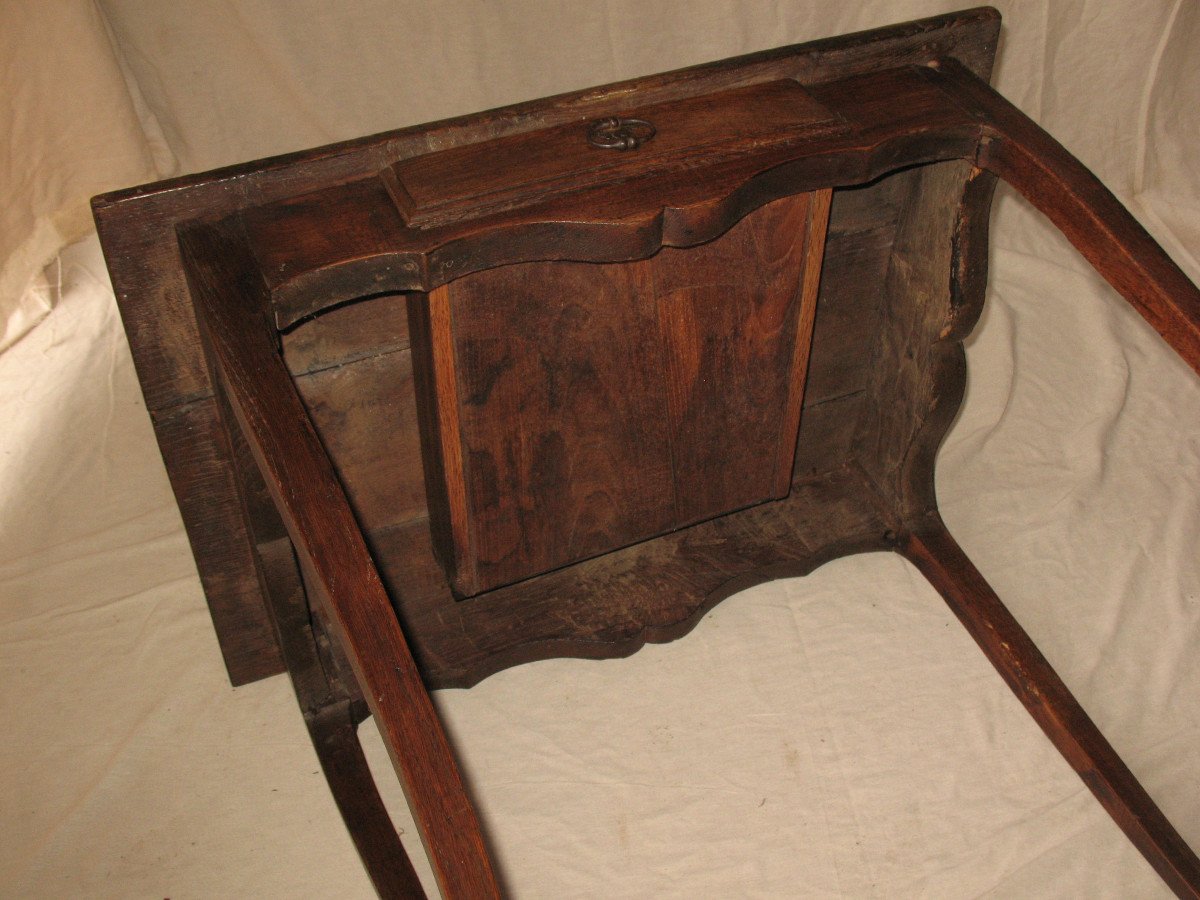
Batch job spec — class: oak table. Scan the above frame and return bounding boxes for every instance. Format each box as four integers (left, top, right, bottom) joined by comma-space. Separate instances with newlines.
93, 8, 1200, 898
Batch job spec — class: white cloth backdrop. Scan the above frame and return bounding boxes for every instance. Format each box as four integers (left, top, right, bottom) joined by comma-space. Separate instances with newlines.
1, 1, 1197, 897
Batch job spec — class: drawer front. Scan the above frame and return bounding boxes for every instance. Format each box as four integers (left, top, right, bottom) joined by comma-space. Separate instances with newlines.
388, 79, 844, 228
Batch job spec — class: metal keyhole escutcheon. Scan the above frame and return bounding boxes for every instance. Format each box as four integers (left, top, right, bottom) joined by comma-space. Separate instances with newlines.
587, 117, 656, 150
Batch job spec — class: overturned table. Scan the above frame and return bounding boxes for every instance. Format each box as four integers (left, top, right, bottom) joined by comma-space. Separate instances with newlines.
93, 8, 1200, 897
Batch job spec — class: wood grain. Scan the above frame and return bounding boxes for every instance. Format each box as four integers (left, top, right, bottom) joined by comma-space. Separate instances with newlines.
414, 191, 828, 596
256, 538, 425, 899
903, 515, 1200, 900
293, 350, 425, 532
92, 7, 1001, 684
388, 79, 843, 227
180, 219, 501, 899
147, 399, 284, 684
776, 188, 833, 494
422, 254, 675, 597
927, 57, 1200, 376
376, 463, 895, 690
245, 64, 984, 330
653, 191, 829, 520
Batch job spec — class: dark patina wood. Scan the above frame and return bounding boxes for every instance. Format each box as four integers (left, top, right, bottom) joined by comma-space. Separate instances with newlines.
180, 219, 502, 898
94, 8, 1200, 898
91, 7, 1003, 687
412, 191, 830, 597
386, 80, 843, 227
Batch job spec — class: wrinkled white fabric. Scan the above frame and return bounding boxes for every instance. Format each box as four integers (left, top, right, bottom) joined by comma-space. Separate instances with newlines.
0, 0, 169, 351
1, 2, 1198, 898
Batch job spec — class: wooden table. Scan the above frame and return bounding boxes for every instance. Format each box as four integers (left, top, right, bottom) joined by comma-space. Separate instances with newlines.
93, 8, 1200, 898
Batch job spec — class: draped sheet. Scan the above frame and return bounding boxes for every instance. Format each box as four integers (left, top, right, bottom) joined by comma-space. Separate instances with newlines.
1, 2, 1197, 896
